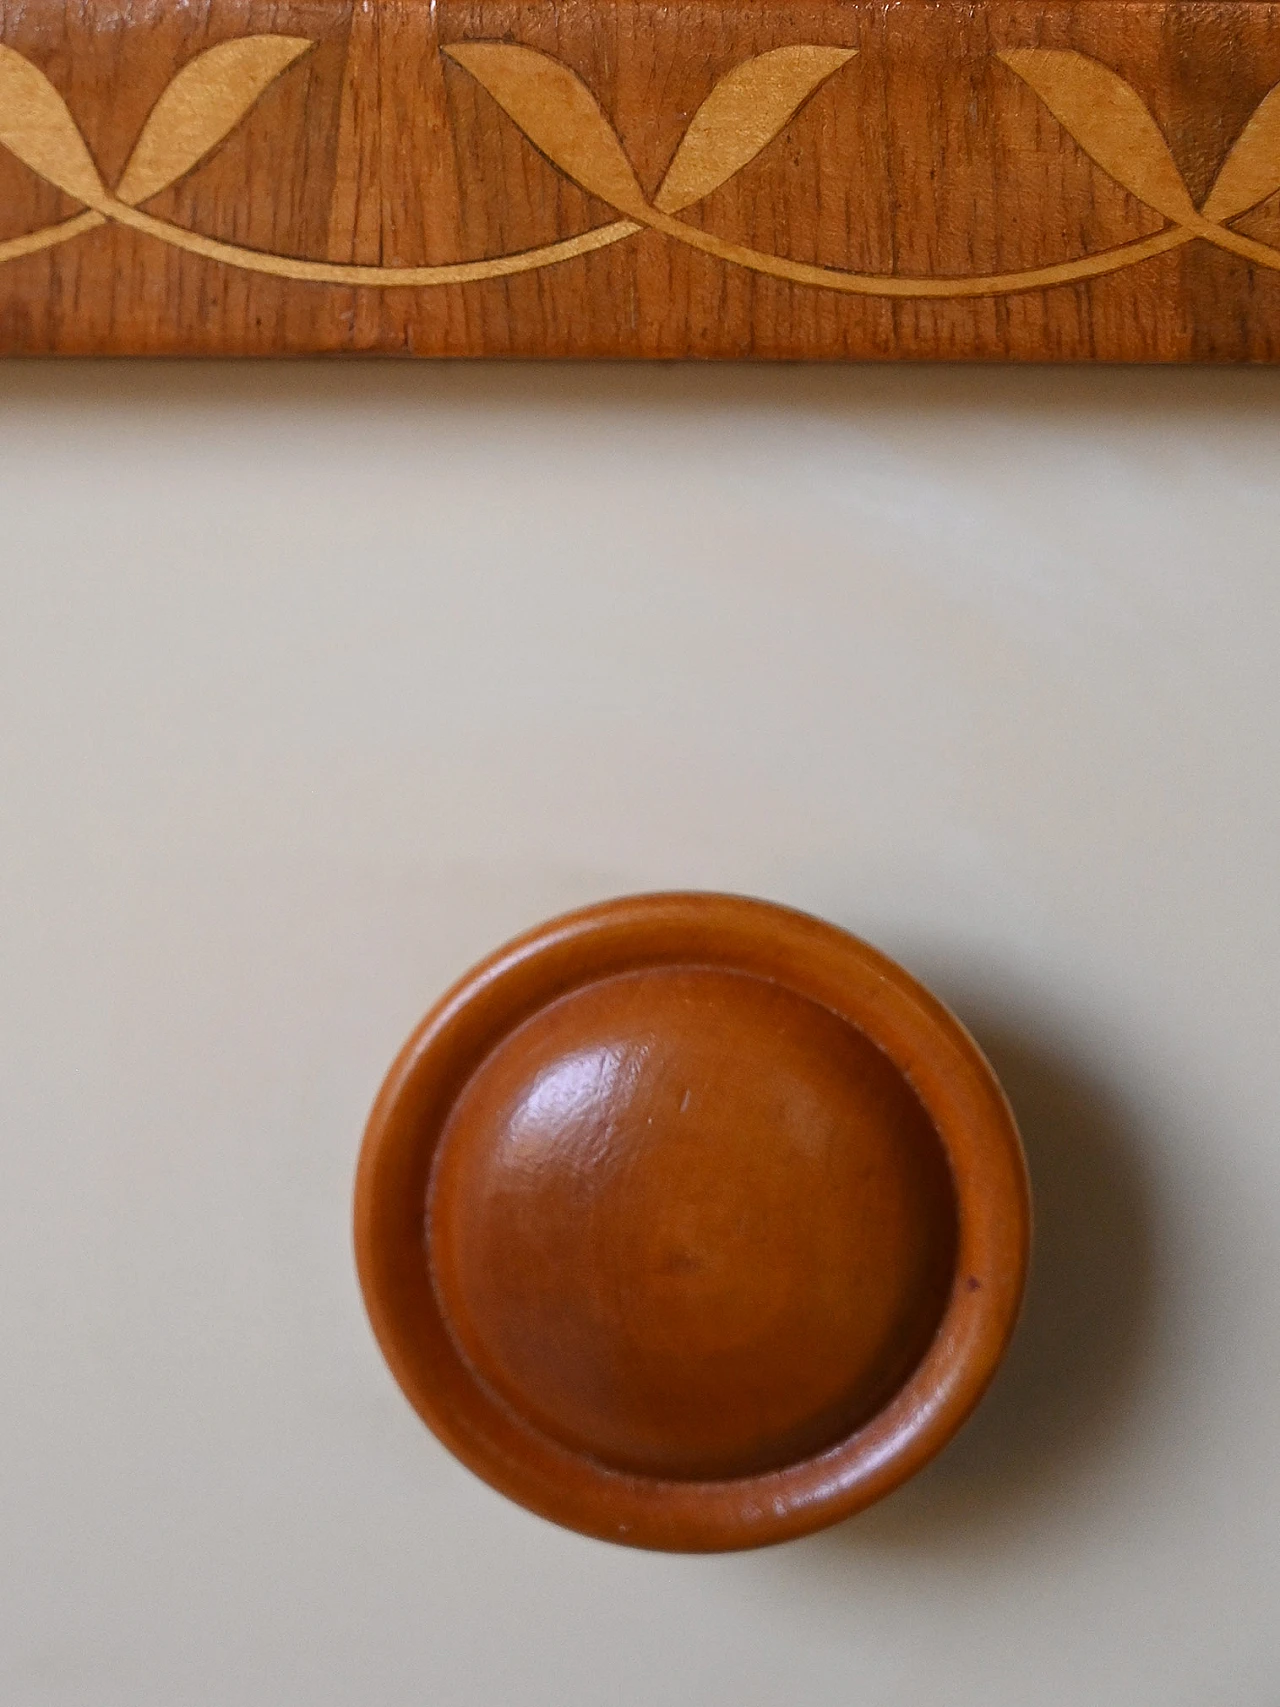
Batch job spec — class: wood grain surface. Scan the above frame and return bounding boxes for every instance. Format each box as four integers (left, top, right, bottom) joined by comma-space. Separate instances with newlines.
4, 0, 1280, 357
354, 893, 1030, 1550
430, 965, 958, 1482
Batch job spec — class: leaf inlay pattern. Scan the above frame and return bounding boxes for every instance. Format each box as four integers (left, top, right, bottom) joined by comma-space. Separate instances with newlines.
1, 39, 1279, 296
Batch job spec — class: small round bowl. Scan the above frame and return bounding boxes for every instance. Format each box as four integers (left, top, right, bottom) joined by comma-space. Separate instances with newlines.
354, 892, 1029, 1551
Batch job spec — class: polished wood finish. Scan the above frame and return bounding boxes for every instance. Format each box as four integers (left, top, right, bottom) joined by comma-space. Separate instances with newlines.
355, 893, 1030, 1551
3, 0, 1280, 357
431, 967, 958, 1481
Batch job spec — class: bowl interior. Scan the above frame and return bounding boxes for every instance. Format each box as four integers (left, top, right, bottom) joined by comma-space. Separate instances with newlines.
428, 965, 959, 1481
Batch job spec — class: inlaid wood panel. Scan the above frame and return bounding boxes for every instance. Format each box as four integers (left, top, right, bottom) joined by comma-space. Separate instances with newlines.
3, 0, 1280, 356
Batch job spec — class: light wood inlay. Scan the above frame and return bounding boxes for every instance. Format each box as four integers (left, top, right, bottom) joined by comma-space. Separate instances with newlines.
5, 1, 1280, 357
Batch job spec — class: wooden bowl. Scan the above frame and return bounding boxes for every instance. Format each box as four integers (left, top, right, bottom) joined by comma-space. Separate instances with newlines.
354, 893, 1030, 1551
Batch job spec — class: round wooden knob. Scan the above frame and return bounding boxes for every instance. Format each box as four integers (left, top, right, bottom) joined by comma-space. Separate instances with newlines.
354, 893, 1029, 1552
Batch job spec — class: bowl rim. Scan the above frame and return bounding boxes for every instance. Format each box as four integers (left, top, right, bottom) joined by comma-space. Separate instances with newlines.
354, 891, 1031, 1552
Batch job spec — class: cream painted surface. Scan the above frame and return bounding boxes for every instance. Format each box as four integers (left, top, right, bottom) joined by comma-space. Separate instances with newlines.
1, 364, 1278, 1706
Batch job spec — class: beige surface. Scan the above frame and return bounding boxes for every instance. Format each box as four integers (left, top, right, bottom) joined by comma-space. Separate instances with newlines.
1, 363, 1277, 1705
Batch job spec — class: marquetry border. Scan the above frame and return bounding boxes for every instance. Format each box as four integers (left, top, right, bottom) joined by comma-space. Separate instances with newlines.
3, 37, 1280, 297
